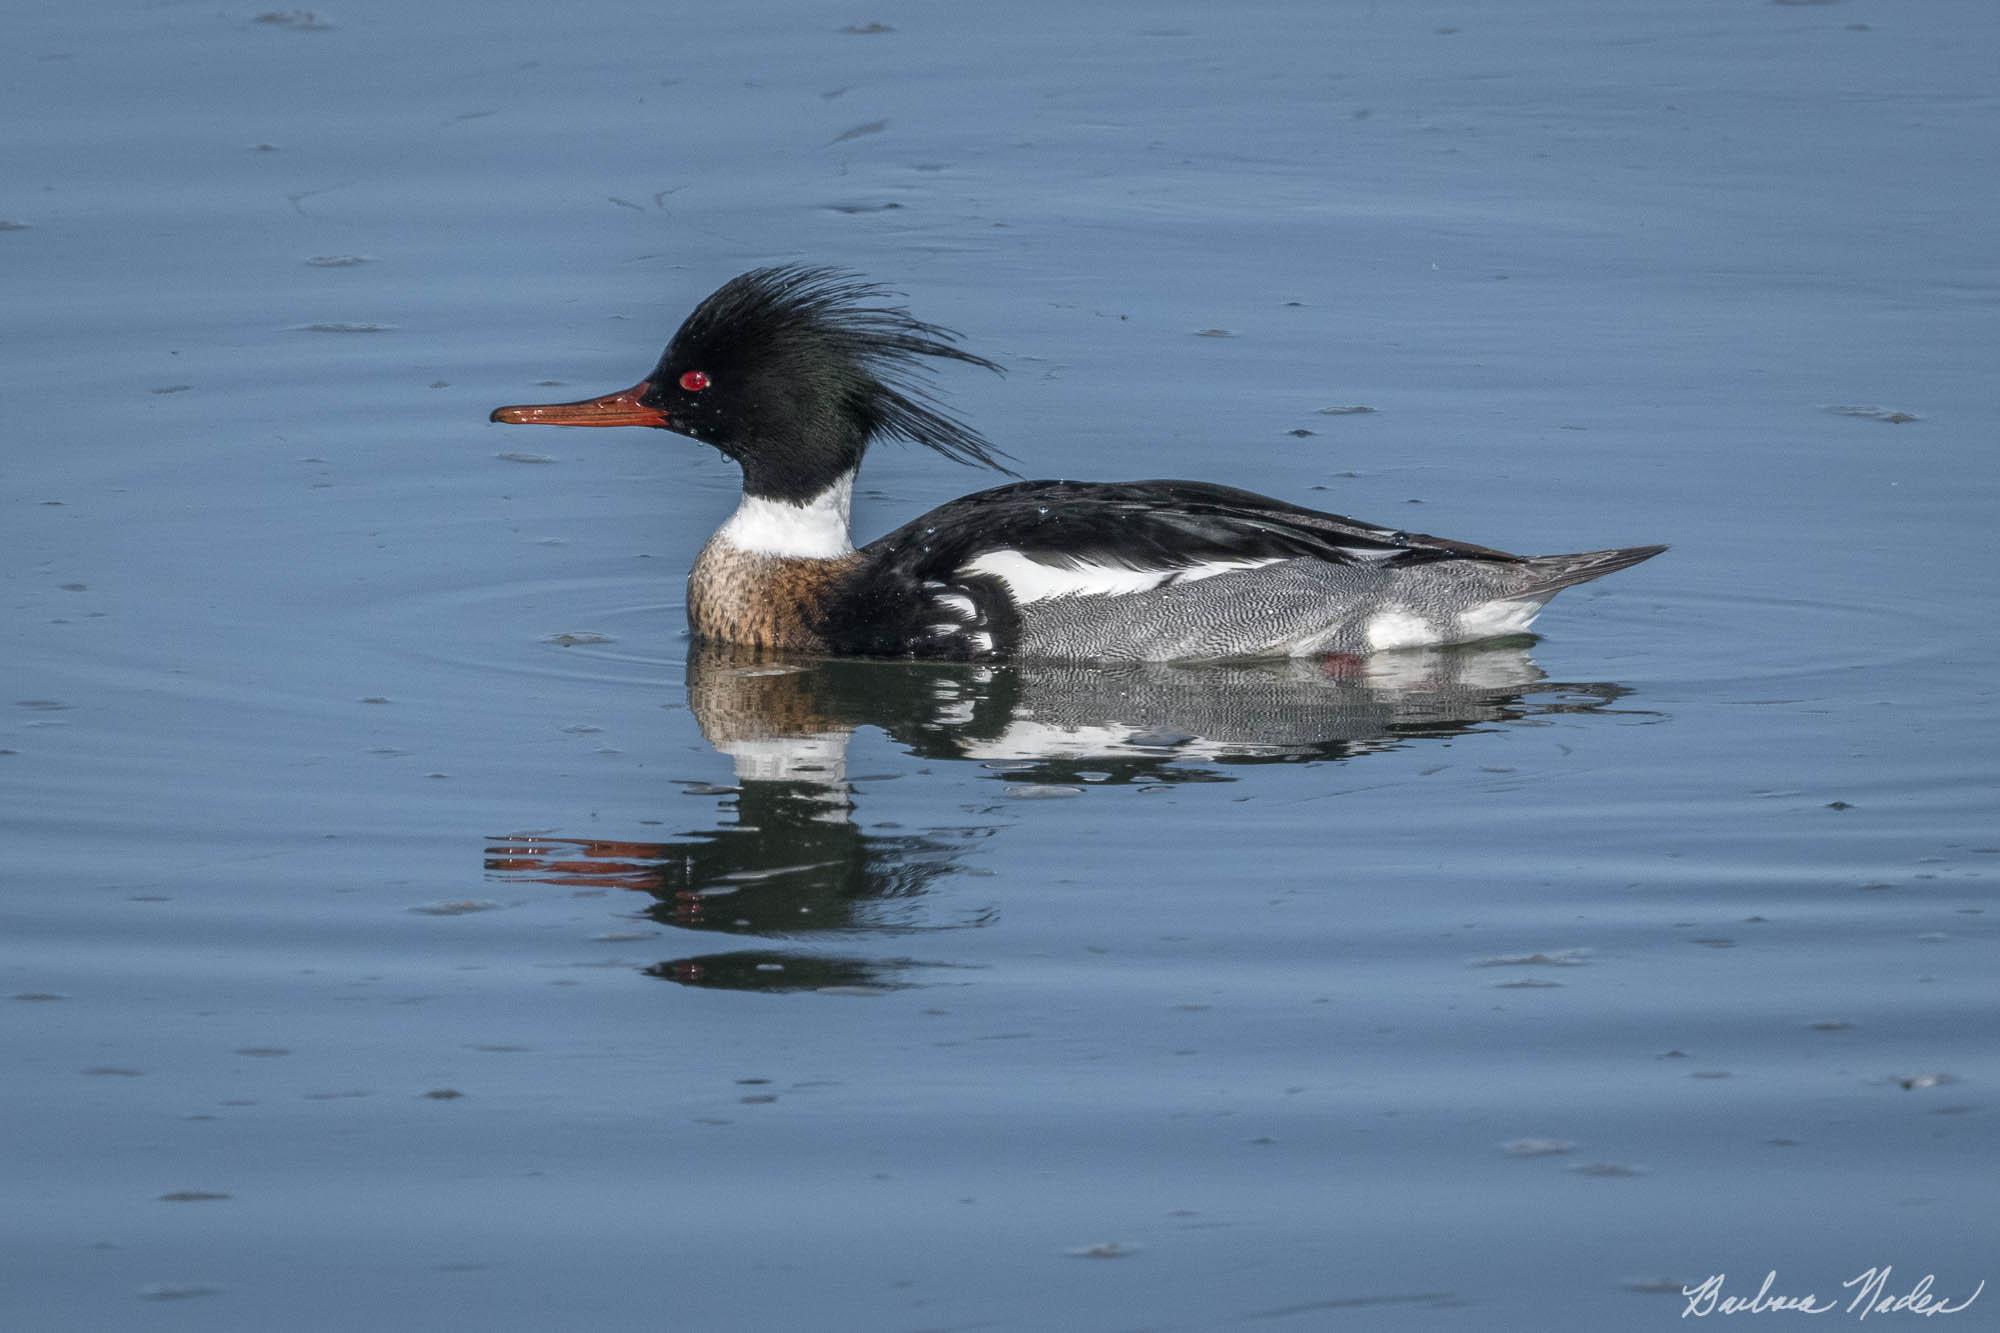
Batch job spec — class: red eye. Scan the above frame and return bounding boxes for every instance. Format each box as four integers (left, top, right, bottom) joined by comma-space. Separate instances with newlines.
679, 370, 711, 392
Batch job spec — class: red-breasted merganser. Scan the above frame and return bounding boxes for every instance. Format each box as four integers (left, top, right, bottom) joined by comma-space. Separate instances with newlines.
491, 266, 1663, 661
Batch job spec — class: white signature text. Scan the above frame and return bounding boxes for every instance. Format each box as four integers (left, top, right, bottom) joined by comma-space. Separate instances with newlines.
1681, 1268, 1983, 1320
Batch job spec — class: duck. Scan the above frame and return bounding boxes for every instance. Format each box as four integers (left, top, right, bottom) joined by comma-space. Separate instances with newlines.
490, 265, 1663, 661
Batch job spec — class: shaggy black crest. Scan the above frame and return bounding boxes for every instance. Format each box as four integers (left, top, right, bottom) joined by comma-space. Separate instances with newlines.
661, 265, 1010, 491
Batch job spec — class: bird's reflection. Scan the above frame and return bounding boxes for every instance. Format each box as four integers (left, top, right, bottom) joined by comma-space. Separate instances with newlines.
487, 641, 1642, 993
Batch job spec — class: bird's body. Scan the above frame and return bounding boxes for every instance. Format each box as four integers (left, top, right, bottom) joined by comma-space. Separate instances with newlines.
493, 267, 1662, 662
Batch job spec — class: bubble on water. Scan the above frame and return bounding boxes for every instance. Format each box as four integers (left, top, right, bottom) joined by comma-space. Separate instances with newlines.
1067, 1241, 1139, 1259
138, 1284, 223, 1301
1824, 404, 1919, 424
1501, 1138, 1574, 1158
1894, 1072, 1956, 1091
253, 10, 332, 30
828, 120, 887, 145
1474, 949, 1590, 968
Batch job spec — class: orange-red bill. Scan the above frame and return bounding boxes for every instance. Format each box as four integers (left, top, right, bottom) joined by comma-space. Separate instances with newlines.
489, 381, 667, 427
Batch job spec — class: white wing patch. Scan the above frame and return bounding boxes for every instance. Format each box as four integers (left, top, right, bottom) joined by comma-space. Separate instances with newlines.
964, 550, 1284, 605
1340, 543, 1411, 563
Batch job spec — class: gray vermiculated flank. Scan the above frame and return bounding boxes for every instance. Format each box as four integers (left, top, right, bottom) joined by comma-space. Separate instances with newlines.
1013, 548, 1661, 662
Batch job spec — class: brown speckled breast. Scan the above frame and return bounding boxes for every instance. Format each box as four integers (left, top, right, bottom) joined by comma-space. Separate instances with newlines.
686, 537, 862, 650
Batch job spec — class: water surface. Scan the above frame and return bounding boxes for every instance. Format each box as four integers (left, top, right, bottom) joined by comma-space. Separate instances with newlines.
5, 1, 1997, 1329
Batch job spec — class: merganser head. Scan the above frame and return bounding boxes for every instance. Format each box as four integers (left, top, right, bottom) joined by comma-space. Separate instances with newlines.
491, 265, 1008, 503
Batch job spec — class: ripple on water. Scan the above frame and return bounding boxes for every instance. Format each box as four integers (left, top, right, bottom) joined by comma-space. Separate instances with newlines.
1582, 584, 1967, 687
365, 571, 685, 687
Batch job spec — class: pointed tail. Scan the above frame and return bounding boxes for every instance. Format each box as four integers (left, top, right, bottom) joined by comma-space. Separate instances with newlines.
1513, 544, 1667, 597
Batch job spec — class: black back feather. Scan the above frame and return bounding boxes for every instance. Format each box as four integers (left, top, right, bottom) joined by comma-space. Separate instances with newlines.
667, 265, 1012, 477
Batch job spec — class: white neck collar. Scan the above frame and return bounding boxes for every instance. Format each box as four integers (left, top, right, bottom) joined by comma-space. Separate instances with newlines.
714, 472, 856, 559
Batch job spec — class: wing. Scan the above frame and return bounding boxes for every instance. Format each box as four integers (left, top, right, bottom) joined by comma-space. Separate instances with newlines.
824, 479, 1526, 658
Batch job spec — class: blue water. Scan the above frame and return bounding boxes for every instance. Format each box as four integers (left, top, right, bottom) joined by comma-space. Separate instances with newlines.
5, 2, 1997, 1329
